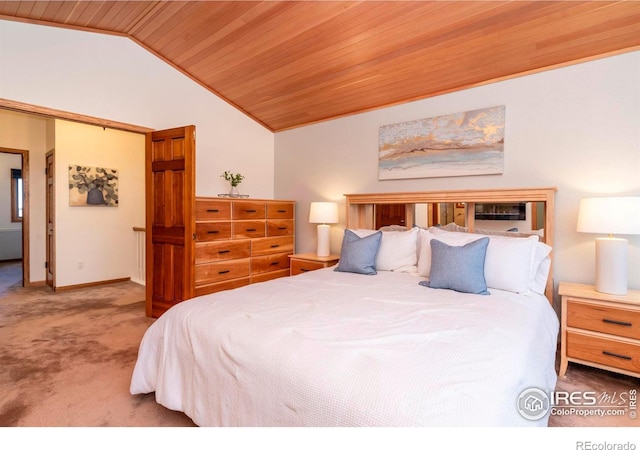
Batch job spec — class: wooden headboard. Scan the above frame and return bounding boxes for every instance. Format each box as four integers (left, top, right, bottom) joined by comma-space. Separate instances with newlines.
344, 187, 557, 304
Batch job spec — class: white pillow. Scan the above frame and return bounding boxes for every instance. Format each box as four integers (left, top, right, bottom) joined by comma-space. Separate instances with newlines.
417, 228, 542, 293
417, 228, 479, 278
483, 234, 539, 294
352, 228, 419, 272
530, 242, 552, 295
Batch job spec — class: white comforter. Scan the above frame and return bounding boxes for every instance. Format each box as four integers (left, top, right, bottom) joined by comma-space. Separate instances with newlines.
130, 268, 559, 426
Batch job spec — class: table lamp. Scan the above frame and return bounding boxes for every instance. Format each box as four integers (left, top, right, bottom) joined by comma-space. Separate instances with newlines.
577, 197, 640, 295
309, 202, 339, 257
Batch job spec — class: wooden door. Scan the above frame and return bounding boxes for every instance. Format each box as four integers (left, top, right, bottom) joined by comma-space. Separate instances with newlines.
45, 150, 55, 290
146, 126, 196, 318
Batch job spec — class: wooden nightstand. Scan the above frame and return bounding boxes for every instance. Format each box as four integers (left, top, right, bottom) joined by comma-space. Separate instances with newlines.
559, 282, 640, 378
289, 253, 340, 276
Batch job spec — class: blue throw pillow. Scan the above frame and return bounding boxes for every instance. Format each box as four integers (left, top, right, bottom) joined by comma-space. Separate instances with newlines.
422, 237, 490, 295
334, 229, 382, 275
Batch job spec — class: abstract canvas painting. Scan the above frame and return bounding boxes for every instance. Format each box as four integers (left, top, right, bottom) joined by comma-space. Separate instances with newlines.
378, 105, 505, 180
69, 165, 119, 207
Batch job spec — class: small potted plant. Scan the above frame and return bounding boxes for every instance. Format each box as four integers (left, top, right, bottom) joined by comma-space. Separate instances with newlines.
221, 170, 244, 197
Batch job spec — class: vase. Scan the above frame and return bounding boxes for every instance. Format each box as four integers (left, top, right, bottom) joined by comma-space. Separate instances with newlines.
87, 187, 105, 205
229, 185, 240, 197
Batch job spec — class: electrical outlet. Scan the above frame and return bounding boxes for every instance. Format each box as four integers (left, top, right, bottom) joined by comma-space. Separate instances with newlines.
77, 261, 84, 270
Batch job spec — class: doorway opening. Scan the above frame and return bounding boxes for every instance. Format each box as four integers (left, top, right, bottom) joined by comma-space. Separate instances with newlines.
0, 147, 29, 291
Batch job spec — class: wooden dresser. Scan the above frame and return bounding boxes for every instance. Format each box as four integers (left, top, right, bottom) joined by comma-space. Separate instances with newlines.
559, 282, 640, 378
194, 197, 295, 296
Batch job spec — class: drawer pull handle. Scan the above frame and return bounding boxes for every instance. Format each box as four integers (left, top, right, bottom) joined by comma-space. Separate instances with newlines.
277, 209, 287, 213
246, 228, 257, 232
270, 261, 280, 266
300, 268, 310, 272
207, 230, 219, 234
602, 350, 632, 361
218, 270, 230, 275
270, 244, 280, 248
206, 209, 219, 213
245, 209, 257, 213
278, 227, 287, 230
218, 250, 230, 254
603, 318, 633, 327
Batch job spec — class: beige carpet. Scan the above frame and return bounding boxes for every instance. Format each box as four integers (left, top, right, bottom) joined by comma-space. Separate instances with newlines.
0, 261, 193, 427
0, 260, 637, 427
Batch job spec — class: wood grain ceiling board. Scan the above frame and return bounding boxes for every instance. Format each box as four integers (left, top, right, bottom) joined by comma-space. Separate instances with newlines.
1, 1, 639, 131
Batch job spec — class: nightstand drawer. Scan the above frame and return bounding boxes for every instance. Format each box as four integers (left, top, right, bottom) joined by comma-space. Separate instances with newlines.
567, 299, 640, 340
291, 259, 328, 275
566, 330, 640, 374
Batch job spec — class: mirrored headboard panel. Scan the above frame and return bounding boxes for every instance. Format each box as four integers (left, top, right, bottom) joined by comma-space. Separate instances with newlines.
344, 187, 557, 302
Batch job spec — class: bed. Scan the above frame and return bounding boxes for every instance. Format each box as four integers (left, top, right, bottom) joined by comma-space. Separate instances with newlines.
130, 187, 559, 426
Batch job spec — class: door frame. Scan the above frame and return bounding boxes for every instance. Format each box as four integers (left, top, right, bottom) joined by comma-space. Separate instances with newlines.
45, 150, 55, 290
0, 147, 29, 286
1, 99, 152, 289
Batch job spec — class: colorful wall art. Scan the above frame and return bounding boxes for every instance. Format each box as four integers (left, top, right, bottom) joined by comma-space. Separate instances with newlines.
378, 105, 505, 180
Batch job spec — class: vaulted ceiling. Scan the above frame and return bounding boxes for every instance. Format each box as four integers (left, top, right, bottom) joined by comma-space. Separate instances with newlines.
1, 1, 639, 132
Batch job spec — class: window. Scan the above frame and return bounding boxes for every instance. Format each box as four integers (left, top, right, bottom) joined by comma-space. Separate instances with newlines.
11, 168, 23, 222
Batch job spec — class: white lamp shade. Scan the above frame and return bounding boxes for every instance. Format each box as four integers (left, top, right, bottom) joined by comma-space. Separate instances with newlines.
577, 197, 640, 235
577, 196, 640, 295
309, 202, 339, 224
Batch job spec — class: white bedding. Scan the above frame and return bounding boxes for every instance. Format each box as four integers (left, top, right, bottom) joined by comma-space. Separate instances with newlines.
130, 268, 559, 426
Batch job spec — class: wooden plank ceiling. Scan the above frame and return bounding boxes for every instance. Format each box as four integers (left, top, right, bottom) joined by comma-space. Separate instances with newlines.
1, 1, 639, 131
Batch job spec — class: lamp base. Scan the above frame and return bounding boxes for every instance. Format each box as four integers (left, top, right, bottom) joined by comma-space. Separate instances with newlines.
316, 224, 331, 257
595, 237, 627, 295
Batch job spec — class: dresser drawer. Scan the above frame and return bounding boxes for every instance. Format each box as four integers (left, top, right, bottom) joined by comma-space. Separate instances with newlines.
252, 252, 291, 274
267, 219, 294, 236
252, 236, 294, 256
567, 299, 640, 340
195, 278, 250, 297
251, 269, 289, 284
566, 330, 640, 374
196, 199, 231, 220
267, 202, 294, 219
233, 201, 266, 220
232, 220, 266, 239
195, 258, 251, 285
195, 222, 232, 241
195, 240, 251, 264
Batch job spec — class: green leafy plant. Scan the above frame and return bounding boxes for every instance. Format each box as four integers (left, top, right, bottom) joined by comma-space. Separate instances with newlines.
221, 171, 244, 187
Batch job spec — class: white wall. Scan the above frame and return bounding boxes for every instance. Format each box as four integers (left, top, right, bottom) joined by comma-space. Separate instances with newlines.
54, 120, 145, 287
275, 51, 640, 296
0, 152, 23, 260
0, 110, 50, 280
0, 19, 277, 285
0, 19, 274, 198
